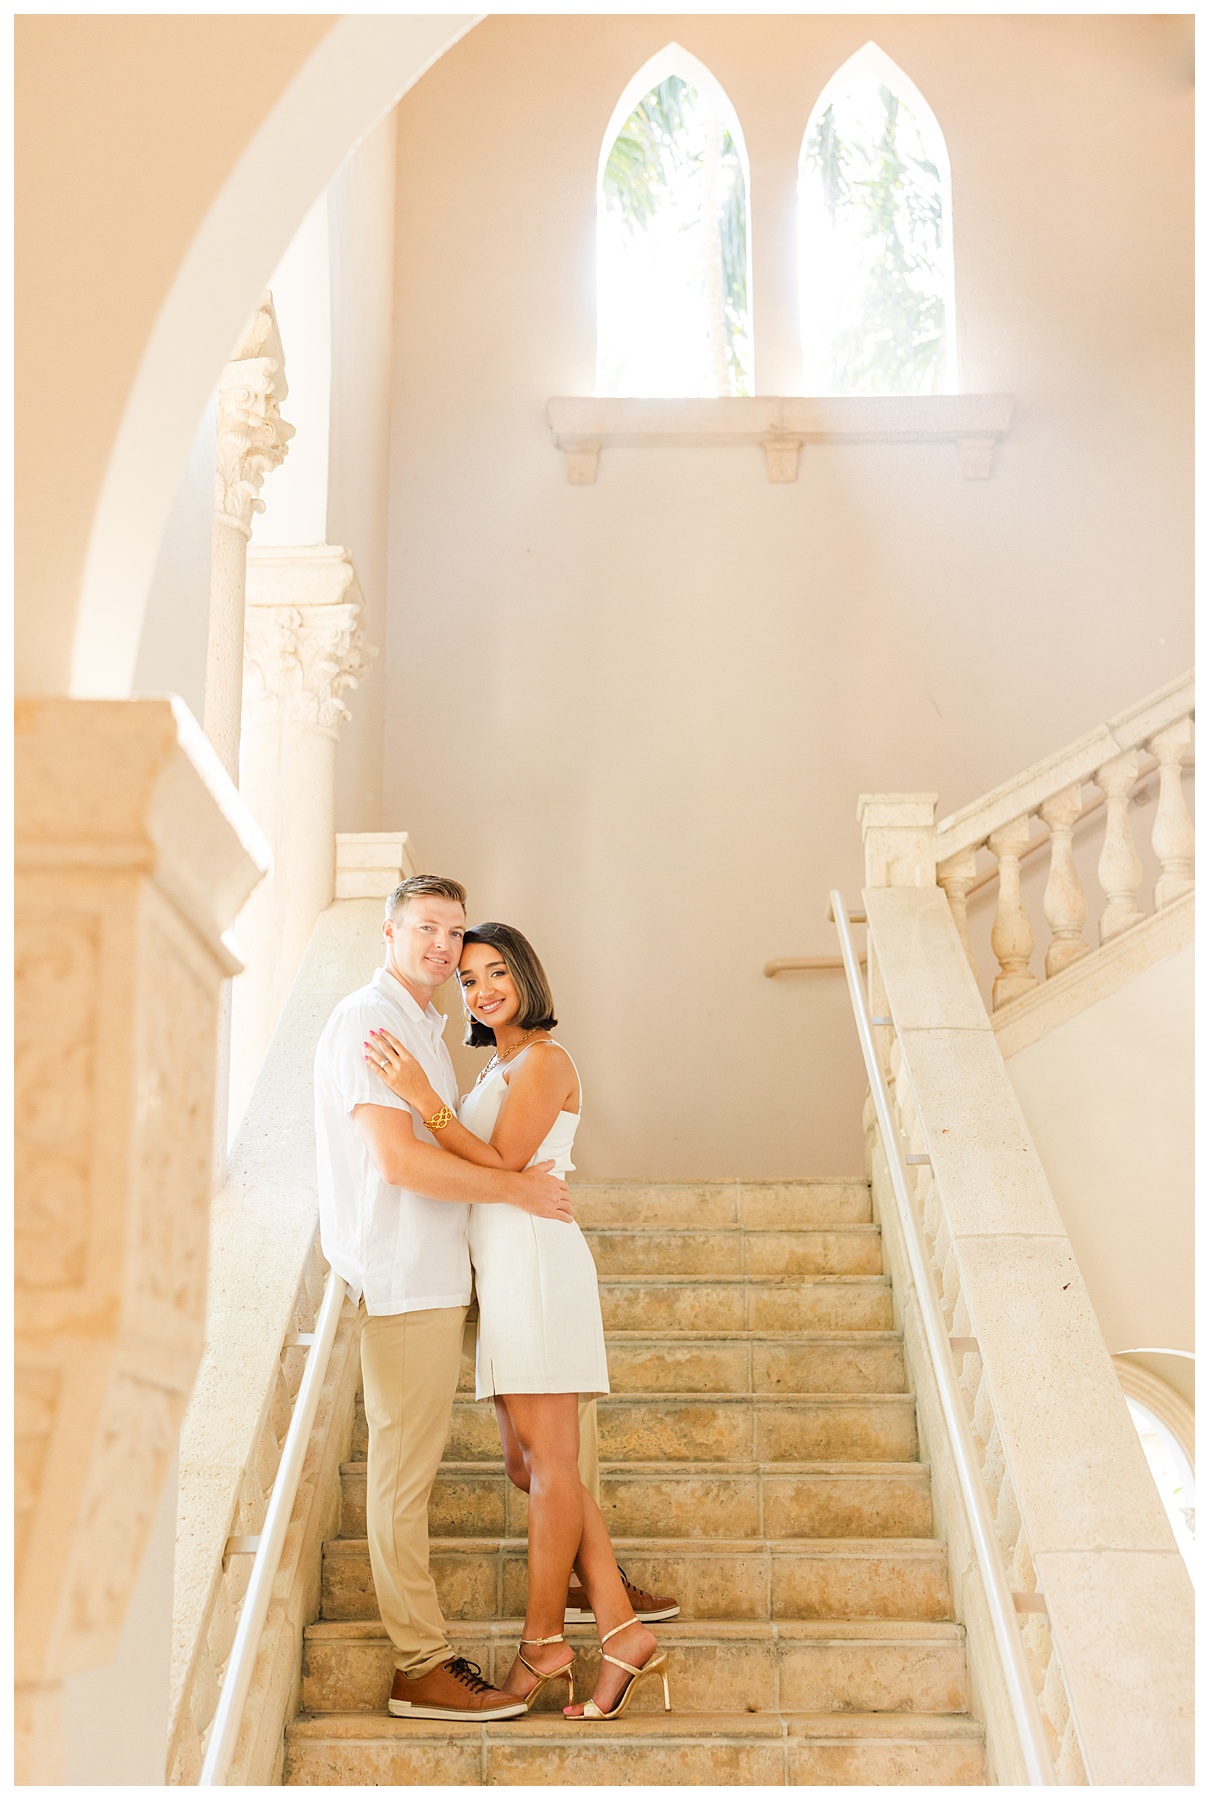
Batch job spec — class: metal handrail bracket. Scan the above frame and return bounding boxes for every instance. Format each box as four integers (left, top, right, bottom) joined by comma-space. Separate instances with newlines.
827, 890, 1057, 1786
199, 1261, 349, 1786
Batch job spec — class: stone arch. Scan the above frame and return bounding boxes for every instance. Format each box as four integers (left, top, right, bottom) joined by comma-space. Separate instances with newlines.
71, 13, 480, 699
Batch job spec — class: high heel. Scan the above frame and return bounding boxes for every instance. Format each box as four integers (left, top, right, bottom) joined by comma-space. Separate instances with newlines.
516, 1633, 576, 1711
576, 1619, 671, 1721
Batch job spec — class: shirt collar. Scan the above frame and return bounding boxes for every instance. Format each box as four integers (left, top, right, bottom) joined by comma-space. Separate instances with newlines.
373, 965, 448, 1034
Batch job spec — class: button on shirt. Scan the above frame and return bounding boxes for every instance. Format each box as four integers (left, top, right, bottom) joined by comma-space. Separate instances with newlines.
314, 966, 468, 1315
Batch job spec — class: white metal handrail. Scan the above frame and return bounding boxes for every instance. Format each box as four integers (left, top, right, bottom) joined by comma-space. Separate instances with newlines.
828, 891, 1057, 1786
199, 1263, 349, 1786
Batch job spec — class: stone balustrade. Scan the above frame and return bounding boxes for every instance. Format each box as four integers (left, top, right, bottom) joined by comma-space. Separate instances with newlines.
854, 796, 1194, 1785
169, 1239, 326, 1784
170, 855, 406, 1783
933, 673, 1194, 1014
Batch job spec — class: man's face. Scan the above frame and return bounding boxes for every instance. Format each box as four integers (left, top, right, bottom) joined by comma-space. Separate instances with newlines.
383, 896, 466, 996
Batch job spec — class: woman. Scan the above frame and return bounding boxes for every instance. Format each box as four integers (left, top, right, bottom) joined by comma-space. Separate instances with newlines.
364, 921, 670, 1723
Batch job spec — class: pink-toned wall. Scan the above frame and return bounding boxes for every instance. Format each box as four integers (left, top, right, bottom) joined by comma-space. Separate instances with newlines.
384, 13, 1192, 1178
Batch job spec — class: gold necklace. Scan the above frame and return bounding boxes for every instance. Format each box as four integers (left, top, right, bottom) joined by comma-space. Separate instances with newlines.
475, 1029, 550, 1086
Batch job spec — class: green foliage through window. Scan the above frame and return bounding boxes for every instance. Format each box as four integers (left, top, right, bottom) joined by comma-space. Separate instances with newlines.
800, 68, 949, 396
599, 75, 752, 397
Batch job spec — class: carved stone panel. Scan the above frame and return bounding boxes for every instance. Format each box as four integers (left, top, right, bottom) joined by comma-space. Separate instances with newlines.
14, 699, 269, 1778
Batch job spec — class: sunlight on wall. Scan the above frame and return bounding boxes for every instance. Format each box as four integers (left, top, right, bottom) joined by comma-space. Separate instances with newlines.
1127, 1400, 1195, 1581
598, 48, 752, 397
799, 42, 955, 396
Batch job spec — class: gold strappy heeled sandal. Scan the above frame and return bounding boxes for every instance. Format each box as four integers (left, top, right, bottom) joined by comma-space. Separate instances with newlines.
577, 1619, 671, 1721
516, 1632, 576, 1711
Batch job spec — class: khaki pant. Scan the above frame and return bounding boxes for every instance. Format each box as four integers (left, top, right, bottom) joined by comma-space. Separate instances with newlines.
360, 1303, 602, 1676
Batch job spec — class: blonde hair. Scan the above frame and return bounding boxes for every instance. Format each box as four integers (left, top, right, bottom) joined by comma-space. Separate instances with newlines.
386, 874, 467, 918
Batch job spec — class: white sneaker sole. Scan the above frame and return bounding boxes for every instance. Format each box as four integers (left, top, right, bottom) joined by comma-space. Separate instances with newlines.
388, 1698, 527, 1721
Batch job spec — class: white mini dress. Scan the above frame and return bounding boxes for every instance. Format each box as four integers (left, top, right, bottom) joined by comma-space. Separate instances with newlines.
463, 1048, 610, 1402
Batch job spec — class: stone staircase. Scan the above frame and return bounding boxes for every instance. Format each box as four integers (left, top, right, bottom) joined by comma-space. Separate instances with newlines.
283, 1180, 987, 1784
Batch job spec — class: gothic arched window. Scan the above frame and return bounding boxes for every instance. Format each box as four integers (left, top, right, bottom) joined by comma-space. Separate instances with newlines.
598, 49, 753, 397
798, 43, 955, 395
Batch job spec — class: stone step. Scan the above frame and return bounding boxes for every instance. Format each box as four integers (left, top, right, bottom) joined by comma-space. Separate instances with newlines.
351, 1393, 918, 1465
583, 1227, 883, 1280
598, 1276, 895, 1335
450, 1330, 906, 1397
321, 1537, 952, 1625
570, 1180, 872, 1232
301, 1618, 971, 1718
283, 1707, 986, 1786
339, 1460, 934, 1542
592, 1332, 906, 1396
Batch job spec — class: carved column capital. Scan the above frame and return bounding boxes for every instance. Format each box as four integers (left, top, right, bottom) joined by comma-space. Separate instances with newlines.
244, 546, 375, 737
213, 295, 294, 536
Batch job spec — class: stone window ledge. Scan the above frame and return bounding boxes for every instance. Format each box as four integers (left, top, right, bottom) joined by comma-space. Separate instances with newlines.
546, 394, 1015, 484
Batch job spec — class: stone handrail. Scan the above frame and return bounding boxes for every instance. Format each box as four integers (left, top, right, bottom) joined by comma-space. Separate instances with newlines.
169, 894, 384, 1782
849, 794, 1194, 1783
830, 895, 1056, 1784
932, 672, 1193, 1012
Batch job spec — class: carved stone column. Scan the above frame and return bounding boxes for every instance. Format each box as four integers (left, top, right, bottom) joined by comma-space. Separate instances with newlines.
228, 546, 373, 1133
204, 296, 292, 1180
15, 699, 269, 1783
204, 296, 294, 781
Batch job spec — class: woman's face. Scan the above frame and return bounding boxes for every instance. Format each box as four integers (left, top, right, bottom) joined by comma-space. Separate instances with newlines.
458, 941, 521, 1032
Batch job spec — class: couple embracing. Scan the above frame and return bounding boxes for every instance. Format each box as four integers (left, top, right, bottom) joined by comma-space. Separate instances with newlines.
314, 874, 677, 1723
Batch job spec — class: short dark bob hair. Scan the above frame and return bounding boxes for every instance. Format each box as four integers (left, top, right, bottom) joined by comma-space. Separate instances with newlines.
461, 922, 557, 1048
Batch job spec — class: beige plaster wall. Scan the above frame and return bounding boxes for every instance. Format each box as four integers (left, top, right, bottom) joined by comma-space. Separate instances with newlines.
384, 13, 1192, 1178
329, 112, 400, 835
132, 399, 218, 719
1005, 942, 1193, 1379
15, 13, 336, 696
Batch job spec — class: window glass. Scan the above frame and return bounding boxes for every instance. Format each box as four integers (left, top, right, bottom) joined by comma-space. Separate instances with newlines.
1127, 1399, 1195, 1582
599, 70, 752, 397
799, 47, 954, 395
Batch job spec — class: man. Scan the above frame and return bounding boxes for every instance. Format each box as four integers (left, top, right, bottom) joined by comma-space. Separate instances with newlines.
315, 874, 674, 1723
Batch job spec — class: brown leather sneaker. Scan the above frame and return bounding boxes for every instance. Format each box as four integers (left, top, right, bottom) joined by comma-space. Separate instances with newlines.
388, 1655, 527, 1720
565, 1566, 680, 1624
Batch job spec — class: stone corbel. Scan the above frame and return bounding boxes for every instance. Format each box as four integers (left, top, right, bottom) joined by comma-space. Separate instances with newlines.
14, 699, 269, 1782
244, 545, 375, 736
762, 437, 802, 483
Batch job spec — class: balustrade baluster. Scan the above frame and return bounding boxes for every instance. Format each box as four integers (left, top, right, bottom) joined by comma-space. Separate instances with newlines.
1095, 749, 1145, 940
1038, 783, 1090, 976
1149, 717, 1194, 908
1057, 1717, 1088, 1785
937, 847, 980, 979
987, 817, 1037, 1007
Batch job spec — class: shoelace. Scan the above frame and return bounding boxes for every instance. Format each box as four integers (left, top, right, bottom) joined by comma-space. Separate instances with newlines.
446, 1656, 495, 1695
616, 1566, 649, 1601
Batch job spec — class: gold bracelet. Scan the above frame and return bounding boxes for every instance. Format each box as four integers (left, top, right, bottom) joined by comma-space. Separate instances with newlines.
424, 1103, 455, 1134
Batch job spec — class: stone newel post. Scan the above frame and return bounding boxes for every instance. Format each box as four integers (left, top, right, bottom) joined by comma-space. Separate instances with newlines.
14, 699, 269, 1783
228, 545, 373, 1133
856, 792, 939, 1063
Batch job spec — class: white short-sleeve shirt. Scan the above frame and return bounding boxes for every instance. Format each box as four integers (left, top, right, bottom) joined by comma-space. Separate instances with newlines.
314, 966, 469, 1316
